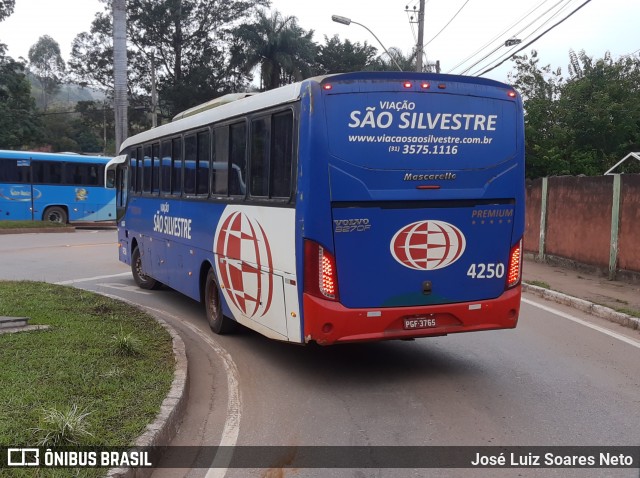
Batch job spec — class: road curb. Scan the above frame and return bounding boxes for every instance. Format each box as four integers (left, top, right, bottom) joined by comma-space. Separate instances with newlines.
522, 283, 640, 331
0, 227, 76, 234
106, 314, 189, 478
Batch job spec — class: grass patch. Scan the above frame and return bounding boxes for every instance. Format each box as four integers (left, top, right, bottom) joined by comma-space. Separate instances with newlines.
525, 280, 551, 289
31, 404, 94, 446
0, 220, 69, 230
615, 307, 640, 318
0, 281, 174, 477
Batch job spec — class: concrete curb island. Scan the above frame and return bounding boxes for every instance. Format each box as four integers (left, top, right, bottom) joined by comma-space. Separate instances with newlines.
522, 283, 640, 330
106, 316, 189, 478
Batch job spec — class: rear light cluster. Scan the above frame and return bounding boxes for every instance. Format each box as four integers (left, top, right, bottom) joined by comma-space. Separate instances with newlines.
304, 240, 339, 301
403, 82, 431, 89
506, 239, 522, 288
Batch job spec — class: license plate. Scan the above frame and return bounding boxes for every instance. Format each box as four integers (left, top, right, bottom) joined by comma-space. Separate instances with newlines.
403, 317, 437, 330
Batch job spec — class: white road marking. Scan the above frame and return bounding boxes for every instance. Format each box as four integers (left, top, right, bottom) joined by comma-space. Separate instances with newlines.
141, 307, 241, 477
522, 297, 640, 350
98, 295, 243, 477
55, 272, 130, 285
99, 283, 152, 295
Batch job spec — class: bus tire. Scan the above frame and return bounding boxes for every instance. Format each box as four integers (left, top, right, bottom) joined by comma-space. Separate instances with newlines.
131, 246, 161, 290
205, 269, 235, 334
43, 206, 68, 224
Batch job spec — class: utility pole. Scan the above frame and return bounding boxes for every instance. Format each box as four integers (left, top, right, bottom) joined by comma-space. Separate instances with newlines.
151, 51, 158, 128
113, 0, 128, 153
415, 0, 425, 72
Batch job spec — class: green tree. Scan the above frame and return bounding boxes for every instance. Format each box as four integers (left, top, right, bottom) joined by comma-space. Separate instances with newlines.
508, 49, 640, 177
0, 54, 43, 148
369, 46, 416, 72
28, 35, 66, 111
559, 50, 640, 174
0, 1, 43, 148
508, 50, 566, 178
232, 9, 316, 90
69, 0, 267, 119
315, 35, 378, 74
0, 0, 15, 22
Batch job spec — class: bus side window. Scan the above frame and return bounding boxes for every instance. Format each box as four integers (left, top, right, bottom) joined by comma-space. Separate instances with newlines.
161, 140, 172, 194
250, 116, 270, 197
184, 134, 197, 195
33, 161, 62, 184
88, 165, 98, 185
142, 145, 152, 193
152, 143, 160, 194
0, 159, 9, 181
229, 122, 247, 196
32, 161, 45, 184
116, 165, 128, 207
271, 110, 293, 198
135, 147, 143, 192
210, 128, 217, 195
172, 137, 183, 195
197, 130, 210, 196
212, 127, 228, 196
0, 158, 26, 182
129, 148, 137, 192
49, 162, 62, 184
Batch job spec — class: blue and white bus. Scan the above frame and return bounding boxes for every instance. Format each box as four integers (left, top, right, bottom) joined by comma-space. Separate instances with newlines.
0, 150, 115, 223
107, 72, 524, 345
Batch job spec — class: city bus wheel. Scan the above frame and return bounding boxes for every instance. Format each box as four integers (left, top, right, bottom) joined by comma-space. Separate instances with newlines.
205, 269, 235, 335
131, 246, 161, 290
43, 206, 68, 224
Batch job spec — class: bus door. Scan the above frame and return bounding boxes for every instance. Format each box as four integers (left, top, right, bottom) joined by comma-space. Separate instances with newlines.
324, 84, 522, 310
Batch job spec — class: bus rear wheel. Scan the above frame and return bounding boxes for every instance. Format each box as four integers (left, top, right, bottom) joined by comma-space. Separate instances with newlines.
205, 269, 235, 334
43, 206, 68, 224
131, 246, 161, 290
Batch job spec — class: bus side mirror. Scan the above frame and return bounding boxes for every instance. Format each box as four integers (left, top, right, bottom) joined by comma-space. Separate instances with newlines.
106, 170, 115, 189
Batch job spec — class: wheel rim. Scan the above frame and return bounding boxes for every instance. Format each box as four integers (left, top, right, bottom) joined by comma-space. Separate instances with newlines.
135, 255, 149, 282
48, 211, 62, 222
207, 280, 219, 323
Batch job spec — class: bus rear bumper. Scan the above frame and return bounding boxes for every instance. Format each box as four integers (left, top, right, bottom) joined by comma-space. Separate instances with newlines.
302, 286, 521, 345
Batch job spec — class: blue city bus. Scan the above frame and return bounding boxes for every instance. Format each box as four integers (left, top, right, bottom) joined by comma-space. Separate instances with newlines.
0, 150, 115, 223
107, 72, 524, 345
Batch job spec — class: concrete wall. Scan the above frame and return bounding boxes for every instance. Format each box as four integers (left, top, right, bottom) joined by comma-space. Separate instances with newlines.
524, 174, 640, 279
524, 178, 542, 254
619, 175, 640, 273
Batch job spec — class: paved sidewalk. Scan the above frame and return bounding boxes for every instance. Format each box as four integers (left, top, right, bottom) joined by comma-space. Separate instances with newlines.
522, 257, 640, 323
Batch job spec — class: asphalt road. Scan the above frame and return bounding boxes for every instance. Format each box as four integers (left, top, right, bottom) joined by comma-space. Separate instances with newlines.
1, 230, 639, 478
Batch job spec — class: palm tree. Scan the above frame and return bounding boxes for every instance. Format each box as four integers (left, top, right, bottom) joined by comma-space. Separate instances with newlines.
372, 47, 418, 72
233, 10, 316, 91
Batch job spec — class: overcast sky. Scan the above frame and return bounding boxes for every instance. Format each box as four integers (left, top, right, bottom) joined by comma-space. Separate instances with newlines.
0, 0, 638, 84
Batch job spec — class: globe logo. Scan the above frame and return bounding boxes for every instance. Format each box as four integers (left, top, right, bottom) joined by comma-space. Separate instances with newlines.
214, 210, 274, 319
390, 220, 466, 271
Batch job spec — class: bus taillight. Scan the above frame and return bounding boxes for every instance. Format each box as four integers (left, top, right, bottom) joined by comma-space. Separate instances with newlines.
304, 240, 339, 301
506, 239, 522, 288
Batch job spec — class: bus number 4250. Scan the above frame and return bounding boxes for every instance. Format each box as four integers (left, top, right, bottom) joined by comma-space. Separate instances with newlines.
466, 263, 505, 279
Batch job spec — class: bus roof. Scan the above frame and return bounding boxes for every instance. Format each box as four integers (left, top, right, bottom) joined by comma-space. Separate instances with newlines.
0, 150, 109, 164
119, 71, 515, 154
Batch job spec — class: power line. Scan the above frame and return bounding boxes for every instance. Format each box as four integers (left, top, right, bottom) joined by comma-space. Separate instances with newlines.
464, 0, 577, 75
475, 0, 593, 77
446, 0, 554, 74
424, 0, 472, 48
468, 0, 583, 75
